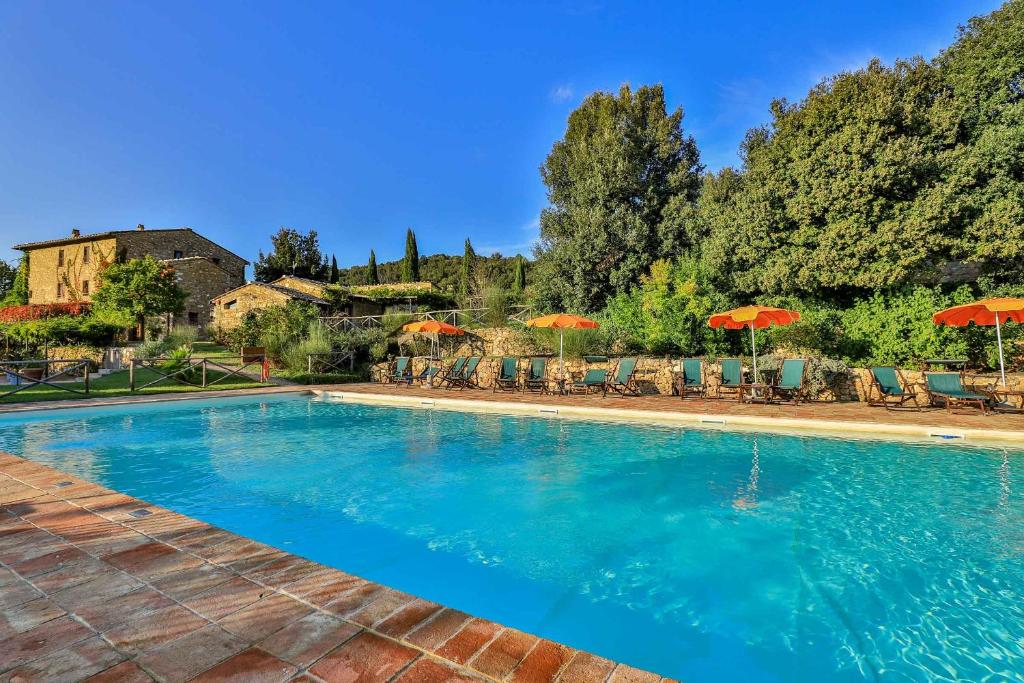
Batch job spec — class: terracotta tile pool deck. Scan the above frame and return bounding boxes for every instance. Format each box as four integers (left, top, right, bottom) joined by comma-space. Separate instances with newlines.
2, 383, 1023, 682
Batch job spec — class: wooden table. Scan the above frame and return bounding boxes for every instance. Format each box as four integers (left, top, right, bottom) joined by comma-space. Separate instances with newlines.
987, 388, 1024, 413
739, 383, 772, 404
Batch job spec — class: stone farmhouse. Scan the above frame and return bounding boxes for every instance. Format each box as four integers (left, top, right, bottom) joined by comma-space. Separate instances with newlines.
13, 225, 247, 329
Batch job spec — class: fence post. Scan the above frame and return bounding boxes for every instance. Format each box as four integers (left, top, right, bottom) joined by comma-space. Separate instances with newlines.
308, 355, 313, 373
201, 359, 207, 387
84, 359, 90, 394
129, 360, 135, 392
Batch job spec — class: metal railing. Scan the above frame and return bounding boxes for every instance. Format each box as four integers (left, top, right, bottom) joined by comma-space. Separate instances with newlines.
129, 354, 268, 391
0, 358, 91, 397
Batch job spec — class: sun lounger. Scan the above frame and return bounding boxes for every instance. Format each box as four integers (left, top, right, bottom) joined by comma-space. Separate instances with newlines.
493, 357, 519, 392
924, 372, 989, 414
606, 358, 640, 396
388, 356, 412, 384
677, 358, 707, 399
769, 359, 808, 404
570, 368, 608, 395
524, 357, 549, 393
866, 366, 920, 410
716, 358, 744, 399
438, 357, 467, 388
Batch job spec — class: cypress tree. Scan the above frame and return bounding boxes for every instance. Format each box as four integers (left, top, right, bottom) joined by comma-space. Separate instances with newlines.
459, 238, 476, 300
401, 229, 420, 282
512, 255, 526, 295
329, 255, 339, 284
368, 250, 379, 285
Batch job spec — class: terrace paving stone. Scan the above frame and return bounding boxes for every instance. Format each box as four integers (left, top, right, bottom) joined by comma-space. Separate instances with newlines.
73, 586, 176, 633
1, 634, 125, 682
189, 647, 298, 683
135, 624, 248, 683
607, 665, 668, 683
375, 598, 444, 639
0, 596, 66, 639
244, 555, 323, 587
148, 562, 235, 601
394, 658, 485, 683
508, 639, 575, 683
319, 582, 385, 617
216, 592, 315, 642
49, 572, 145, 612
103, 603, 211, 655
0, 615, 94, 672
347, 587, 417, 628
405, 609, 473, 651
309, 631, 419, 683
468, 628, 539, 680
555, 652, 618, 683
435, 619, 504, 665
82, 661, 157, 683
181, 575, 270, 621
257, 612, 361, 669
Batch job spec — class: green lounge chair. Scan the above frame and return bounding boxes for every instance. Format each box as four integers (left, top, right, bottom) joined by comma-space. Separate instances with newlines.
388, 357, 412, 384
493, 357, 520, 392
606, 357, 640, 396
716, 358, 744, 399
678, 358, 707, 399
524, 357, 549, 393
866, 367, 920, 410
924, 372, 989, 414
412, 365, 440, 386
438, 357, 467, 388
769, 358, 808, 404
449, 356, 482, 390
571, 368, 609, 395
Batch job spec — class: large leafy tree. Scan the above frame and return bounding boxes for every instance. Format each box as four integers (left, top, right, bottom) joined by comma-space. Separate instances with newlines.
0, 258, 26, 307
929, 0, 1024, 279
91, 256, 186, 340
535, 84, 703, 312
401, 229, 420, 282
254, 227, 328, 282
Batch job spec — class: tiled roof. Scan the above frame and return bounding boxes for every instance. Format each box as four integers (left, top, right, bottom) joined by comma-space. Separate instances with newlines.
211, 281, 330, 306
12, 227, 249, 264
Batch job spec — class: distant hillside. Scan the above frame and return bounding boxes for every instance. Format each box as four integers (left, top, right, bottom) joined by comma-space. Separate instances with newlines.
337, 252, 529, 293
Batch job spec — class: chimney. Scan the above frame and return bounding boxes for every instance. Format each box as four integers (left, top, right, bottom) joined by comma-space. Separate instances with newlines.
136, 224, 145, 231
70, 228, 80, 237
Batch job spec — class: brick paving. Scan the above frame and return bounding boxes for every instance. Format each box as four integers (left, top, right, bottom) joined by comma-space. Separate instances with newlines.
335, 382, 1024, 434
0, 451, 674, 683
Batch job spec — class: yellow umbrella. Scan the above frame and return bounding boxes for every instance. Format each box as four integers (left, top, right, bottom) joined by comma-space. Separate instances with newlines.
708, 306, 801, 383
933, 298, 1024, 387
526, 314, 599, 379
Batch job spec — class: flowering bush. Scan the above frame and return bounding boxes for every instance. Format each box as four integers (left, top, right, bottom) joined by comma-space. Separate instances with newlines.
0, 303, 90, 323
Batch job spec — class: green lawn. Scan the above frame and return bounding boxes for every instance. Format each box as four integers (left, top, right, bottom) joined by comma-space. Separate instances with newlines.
0, 367, 267, 405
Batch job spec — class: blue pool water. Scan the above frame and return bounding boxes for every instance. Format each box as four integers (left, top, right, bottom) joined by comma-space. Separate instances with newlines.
1, 394, 1022, 682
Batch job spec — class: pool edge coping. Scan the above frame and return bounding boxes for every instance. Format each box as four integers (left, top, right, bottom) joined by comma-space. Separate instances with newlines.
313, 389, 1024, 447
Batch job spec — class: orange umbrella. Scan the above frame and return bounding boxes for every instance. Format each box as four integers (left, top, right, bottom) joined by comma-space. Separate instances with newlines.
933, 298, 1024, 387
708, 306, 801, 382
402, 320, 466, 335
402, 320, 466, 366
526, 313, 600, 378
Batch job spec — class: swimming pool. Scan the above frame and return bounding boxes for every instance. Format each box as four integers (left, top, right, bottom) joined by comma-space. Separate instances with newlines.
1, 393, 1021, 682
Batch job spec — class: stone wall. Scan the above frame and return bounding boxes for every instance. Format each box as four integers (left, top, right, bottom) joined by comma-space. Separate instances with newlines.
167, 258, 243, 330
210, 284, 293, 331
24, 237, 118, 304
119, 228, 246, 281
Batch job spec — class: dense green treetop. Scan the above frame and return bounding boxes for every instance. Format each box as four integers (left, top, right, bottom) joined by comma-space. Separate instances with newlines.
459, 238, 476, 300
254, 227, 329, 282
534, 83, 703, 312
91, 256, 186, 339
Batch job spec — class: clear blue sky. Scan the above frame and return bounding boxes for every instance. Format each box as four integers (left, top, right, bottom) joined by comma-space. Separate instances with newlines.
0, 0, 1001, 271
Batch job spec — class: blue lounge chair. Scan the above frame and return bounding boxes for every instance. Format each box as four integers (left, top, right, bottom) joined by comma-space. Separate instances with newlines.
717, 358, 744, 399
571, 368, 609, 395
769, 359, 808, 404
606, 358, 640, 396
493, 357, 519, 392
388, 357, 411, 384
438, 357, 467, 388
524, 357, 549, 393
678, 358, 707, 399
866, 367, 920, 410
924, 372, 989, 414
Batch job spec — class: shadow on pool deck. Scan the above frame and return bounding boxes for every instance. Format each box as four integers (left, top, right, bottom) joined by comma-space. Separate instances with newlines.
0, 451, 672, 683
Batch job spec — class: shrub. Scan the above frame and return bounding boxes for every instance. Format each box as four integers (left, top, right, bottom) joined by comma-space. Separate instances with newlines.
0, 303, 91, 323
756, 353, 853, 399
280, 323, 334, 372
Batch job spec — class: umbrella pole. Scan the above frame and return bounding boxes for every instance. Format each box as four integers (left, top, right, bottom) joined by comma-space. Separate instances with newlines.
750, 324, 758, 383
996, 315, 1007, 387
559, 330, 565, 380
